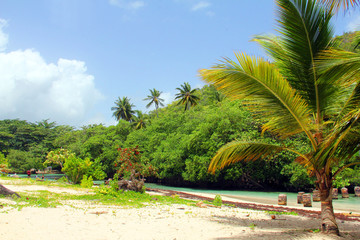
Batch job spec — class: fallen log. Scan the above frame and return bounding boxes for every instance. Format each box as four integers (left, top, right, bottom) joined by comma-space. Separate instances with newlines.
0, 184, 20, 198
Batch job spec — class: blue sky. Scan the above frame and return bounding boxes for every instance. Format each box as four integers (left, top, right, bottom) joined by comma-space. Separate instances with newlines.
0, 0, 359, 127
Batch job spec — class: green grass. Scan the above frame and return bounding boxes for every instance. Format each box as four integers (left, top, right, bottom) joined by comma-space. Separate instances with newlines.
0, 177, 195, 210
249, 223, 256, 230
265, 210, 298, 216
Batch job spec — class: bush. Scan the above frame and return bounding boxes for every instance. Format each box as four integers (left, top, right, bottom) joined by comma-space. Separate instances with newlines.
80, 175, 94, 188
57, 176, 68, 183
213, 194, 222, 206
62, 155, 105, 184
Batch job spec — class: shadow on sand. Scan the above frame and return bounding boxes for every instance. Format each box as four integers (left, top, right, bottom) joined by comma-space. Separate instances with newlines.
210, 214, 359, 240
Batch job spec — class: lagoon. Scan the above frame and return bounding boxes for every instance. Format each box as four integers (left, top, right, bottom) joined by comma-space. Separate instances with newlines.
146, 183, 360, 214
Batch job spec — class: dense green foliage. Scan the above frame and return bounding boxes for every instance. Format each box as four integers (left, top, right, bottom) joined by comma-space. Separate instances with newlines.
0, 86, 317, 191
0, 27, 358, 191
334, 31, 360, 52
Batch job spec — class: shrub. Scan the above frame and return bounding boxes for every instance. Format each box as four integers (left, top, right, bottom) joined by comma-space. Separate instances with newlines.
80, 175, 94, 188
213, 194, 222, 206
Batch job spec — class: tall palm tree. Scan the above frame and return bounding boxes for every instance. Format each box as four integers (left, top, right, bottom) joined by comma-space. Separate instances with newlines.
200, 0, 360, 235
111, 97, 135, 122
175, 82, 200, 111
143, 88, 164, 117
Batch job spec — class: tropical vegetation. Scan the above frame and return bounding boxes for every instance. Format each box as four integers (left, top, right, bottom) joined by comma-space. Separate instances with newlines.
144, 88, 165, 117
111, 97, 135, 122
175, 82, 200, 111
200, 0, 360, 234
0, 0, 360, 235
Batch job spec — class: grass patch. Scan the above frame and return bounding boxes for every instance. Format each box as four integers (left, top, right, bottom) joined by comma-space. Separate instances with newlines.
249, 223, 256, 230
265, 210, 298, 216
0, 177, 195, 210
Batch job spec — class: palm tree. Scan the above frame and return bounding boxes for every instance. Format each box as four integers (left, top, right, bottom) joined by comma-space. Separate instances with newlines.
132, 110, 148, 130
111, 97, 135, 122
317, 0, 359, 11
143, 88, 165, 117
175, 82, 200, 111
200, 0, 360, 235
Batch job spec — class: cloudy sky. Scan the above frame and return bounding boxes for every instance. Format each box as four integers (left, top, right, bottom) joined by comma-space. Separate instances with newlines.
0, 0, 358, 127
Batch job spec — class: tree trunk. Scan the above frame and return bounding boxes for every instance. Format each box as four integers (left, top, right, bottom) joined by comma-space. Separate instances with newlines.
0, 184, 20, 198
318, 174, 339, 235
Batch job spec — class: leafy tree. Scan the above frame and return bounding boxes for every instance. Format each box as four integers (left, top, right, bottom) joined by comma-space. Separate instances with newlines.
62, 156, 105, 184
175, 82, 200, 111
143, 88, 164, 117
200, 0, 360, 234
114, 146, 156, 180
111, 97, 135, 122
44, 149, 74, 169
0, 153, 11, 174
7, 150, 36, 173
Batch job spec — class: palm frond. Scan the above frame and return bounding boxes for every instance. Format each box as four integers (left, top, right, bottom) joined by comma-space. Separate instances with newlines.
200, 53, 316, 148
317, 0, 359, 12
314, 107, 360, 173
317, 49, 360, 86
276, 0, 334, 118
208, 141, 309, 173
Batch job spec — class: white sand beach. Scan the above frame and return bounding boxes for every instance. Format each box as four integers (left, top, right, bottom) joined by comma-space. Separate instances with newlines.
0, 180, 359, 240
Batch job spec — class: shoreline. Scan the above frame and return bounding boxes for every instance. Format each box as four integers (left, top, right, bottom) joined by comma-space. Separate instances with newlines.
147, 188, 360, 222
1, 180, 360, 239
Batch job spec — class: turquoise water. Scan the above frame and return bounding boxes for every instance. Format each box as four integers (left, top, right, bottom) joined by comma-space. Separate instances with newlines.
7, 174, 64, 180
7, 175, 359, 212
146, 183, 360, 213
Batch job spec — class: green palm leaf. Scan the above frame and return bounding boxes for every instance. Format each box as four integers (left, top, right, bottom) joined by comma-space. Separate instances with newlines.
208, 141, 309, 174
317, 0, 359, 12
144, 88, 165, 117
200, 53, 316, 147
175, 82, 200, 111
276, 0, 334, 119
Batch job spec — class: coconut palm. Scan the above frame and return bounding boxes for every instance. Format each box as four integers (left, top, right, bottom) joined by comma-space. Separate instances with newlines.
111, 97, 135, 122
132, 110, 148, 130
200, 0, 360, 235
175, 82, 200, 111
143, 88, 165, 117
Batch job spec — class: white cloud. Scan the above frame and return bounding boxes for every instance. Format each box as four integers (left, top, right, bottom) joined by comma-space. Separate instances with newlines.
347, 15, 360, 32
109, 0, 145, 10
83, 113, 116, 127
0, 19, 103, 126
0, 19, 8, 52
191, 1, 211, 11
161, 92, 175, 106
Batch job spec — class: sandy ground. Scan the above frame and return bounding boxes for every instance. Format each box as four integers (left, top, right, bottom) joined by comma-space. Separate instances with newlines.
0, 180, 359, 240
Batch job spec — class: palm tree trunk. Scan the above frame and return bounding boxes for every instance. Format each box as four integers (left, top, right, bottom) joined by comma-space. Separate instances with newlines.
318, 174, 339, 235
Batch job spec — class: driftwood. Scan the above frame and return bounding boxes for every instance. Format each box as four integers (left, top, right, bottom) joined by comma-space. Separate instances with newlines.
0, 184, 20, 198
